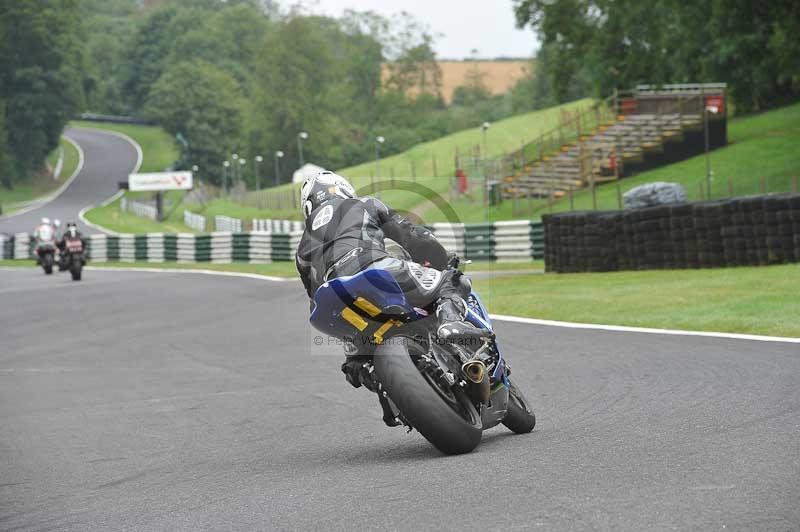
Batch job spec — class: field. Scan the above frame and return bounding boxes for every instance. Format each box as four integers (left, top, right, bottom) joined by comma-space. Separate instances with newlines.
421, 101, 800, 222
0, 137, 80, 214
382, 60, 531, 104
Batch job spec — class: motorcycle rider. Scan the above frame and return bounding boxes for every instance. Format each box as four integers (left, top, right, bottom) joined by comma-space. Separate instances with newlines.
33, 217, 56, 242
57, 222, 86, 259
295, 171, 491, 395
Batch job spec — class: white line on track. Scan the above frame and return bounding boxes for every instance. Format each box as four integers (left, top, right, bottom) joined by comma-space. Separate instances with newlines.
488, 314, 800, 345
75, 126, 143, 236
4, 264, 797, 344
0, 135, 85, 220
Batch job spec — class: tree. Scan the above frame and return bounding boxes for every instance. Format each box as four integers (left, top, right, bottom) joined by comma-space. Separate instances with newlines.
513, 0, 800, 111
0, 0, 85, 184
385, 38, 443, 101
144, 60, 243, 184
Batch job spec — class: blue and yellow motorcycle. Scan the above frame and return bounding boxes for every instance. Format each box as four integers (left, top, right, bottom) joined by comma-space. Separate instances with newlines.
310, 255, 535, 455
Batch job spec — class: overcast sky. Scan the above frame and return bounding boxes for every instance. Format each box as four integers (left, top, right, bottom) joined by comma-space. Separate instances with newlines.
306, 0, 539, 59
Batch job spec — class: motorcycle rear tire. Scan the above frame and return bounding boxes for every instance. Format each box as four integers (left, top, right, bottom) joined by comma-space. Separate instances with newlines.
374, 335, 482, 455
501, 377, 536, 434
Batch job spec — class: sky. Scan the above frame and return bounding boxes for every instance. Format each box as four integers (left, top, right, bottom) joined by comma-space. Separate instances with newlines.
306, 0, 539, 60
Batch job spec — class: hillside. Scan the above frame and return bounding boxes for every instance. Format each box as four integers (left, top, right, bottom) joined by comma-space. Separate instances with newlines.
420, 101, 800, 222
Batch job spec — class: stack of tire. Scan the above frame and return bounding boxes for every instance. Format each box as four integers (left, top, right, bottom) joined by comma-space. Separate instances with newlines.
543, 193, 800, 273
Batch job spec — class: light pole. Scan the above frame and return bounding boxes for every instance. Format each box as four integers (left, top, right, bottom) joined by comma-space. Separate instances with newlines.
375, 136, 385, 178
231, 153, 239, 185
222, 160, 230, 193
239, 157, 246, 188
191, 164, 198, 179
297, 131, 309, 168
481, 121, 491, 159
274, 150, 284, 186
254, 155, 263, 190
704, 105, 719, 198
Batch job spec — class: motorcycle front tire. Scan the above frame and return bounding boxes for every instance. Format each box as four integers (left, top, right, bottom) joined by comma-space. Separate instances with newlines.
70, 256, 82, 281
43, 253, 53, 275
501, 377, 536, 434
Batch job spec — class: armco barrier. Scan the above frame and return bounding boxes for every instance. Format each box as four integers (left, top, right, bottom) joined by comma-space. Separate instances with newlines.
215, 215, 243, 232
430, 221, 544, 261
84, 231, 303, 263
14, 232, 32, 259
4, 221, 544, 263
183, 210, 206, 232
543, 193, 800, 272
121, 197, 157, 220
1, 233, 12, 259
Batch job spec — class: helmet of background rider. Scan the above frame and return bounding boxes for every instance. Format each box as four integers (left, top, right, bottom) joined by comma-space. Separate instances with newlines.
54, 219, 61, 228
300, 171, 357, 219
41, 217, 50, 225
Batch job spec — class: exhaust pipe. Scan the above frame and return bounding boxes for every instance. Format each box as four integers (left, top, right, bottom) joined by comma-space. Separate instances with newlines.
462, 360, 490, 403
462, 360, 487, 384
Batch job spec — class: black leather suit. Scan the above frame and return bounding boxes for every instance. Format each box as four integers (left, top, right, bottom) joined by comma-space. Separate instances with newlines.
295, 196, 466, 313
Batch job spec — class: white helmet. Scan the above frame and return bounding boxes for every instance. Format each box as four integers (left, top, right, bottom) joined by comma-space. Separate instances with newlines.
300, 171, 356, 219
54, 219, 61, 228
41, 217, 51, 225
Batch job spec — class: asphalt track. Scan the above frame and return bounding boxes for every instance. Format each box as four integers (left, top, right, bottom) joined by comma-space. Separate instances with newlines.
1, 267, 798, 531
0, 127, 139, 235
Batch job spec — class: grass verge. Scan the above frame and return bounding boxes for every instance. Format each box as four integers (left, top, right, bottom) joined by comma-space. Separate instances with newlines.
472, 263, 800, 338
82, 195, 196, 234
2, 258, 795, 337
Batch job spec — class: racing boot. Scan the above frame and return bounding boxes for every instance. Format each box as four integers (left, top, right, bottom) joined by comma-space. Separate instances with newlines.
435, 297, 493, 347
340, 340, 375, 389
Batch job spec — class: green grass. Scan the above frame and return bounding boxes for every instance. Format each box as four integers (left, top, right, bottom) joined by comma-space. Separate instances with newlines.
3, 258, 794, 337
0, 137, 80, 213
84, 195, 196, 234
70, 121, 178, 173
473, 263, 800, 337
431, 101, 800, 223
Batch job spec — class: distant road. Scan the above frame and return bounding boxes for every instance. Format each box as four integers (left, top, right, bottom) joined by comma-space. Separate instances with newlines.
0, 126, 139, 235
1, 267, 798, 531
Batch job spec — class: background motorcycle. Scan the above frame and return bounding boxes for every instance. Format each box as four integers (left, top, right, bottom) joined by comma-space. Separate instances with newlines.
34, 239, 56, 275
310, 252, 535, 455
61, 238, 85, 281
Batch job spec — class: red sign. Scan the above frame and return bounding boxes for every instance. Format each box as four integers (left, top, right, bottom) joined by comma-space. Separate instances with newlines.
705, 95, 725, 114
